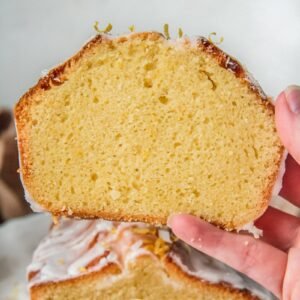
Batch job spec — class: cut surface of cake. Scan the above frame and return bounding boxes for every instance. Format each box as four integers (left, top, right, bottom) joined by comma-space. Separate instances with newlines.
15, 32, 284, 229
27, 218, 275, 300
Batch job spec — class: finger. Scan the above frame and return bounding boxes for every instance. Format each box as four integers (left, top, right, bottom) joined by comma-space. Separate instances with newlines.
280, 154, 300, 207
168, 214, 287, 297
255, 206, 300, 251
275, 86, 300, 164
282, 248, 300, 300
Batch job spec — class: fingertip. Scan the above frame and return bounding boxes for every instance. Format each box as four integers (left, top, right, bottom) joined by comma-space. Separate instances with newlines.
167, 213, 197, 230
275, 90, 288, 126
275, 91, 290, 145
167, 214, 215, 247
275, 88, 300, 163
274, 91, 285, 104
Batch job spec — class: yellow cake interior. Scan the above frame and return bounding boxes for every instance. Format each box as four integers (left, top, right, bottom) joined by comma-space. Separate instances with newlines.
17, 34, 282, 228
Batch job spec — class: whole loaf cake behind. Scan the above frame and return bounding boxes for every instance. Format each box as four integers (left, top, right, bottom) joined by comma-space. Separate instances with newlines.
27, 218, 275, 300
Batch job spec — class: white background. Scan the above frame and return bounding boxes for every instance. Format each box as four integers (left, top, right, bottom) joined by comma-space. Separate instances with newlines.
0, 0, 300, 108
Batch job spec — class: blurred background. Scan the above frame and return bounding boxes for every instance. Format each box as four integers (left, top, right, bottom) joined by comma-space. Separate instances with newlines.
1, 0, 300, 222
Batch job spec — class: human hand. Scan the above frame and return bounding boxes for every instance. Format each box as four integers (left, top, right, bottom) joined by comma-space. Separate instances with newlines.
167, 86, 300, 299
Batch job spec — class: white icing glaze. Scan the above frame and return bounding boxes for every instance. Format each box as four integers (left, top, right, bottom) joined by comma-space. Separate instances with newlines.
41, 69, 49, 77
237, 222, 263, 239
271, 149, 288, 196
170, 240, 274, 300
243, 69, 268, 100
265, 91, 288, 198
27, 219, 156, 287
27, 219, 275, 299
14, 122, 45, 213
23, 186, 44, 212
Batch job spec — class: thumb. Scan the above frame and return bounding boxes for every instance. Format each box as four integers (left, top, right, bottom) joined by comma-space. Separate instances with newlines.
275, 85, 300, 164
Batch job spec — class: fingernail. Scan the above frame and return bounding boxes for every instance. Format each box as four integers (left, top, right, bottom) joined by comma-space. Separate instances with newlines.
284, 85, 300, 114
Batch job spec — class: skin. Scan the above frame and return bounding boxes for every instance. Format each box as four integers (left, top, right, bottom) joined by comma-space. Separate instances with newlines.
168, 86, 300, 299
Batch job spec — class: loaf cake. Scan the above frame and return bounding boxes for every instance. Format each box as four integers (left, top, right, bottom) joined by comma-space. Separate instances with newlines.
27, 218, 274, 300
15, 31, 284, 229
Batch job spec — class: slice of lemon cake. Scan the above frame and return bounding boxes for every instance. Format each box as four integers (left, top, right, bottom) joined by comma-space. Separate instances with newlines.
27, 218, 274, 300
15, 32, 284, 229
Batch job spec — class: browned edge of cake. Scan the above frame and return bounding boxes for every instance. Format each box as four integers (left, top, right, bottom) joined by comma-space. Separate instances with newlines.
30, 254, 259, 300
14, 32, 285, 229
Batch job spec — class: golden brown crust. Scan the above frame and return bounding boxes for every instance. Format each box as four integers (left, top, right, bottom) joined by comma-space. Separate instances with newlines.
51, 207, 167, 226
163, 255, 260, 300
30, 262, 121, 300
14, 32, 284, 228
196, 37, 267, 101
48, 206, 241, 230
30, 253, 258, 300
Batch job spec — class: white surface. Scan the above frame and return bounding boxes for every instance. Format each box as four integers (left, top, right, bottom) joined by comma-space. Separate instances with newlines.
0, 214, 51, 300
0, 0, 300, 108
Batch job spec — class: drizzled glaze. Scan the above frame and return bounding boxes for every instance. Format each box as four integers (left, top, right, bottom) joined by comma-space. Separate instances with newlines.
271, 149, 288, 197
27, 219, 167, 286
27, 219, 274, 299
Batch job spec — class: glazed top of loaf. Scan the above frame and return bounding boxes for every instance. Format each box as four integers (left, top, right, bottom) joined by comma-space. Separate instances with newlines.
27, 218, 274, 299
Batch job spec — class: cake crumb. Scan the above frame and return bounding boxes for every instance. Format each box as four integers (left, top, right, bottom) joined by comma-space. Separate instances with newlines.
244, 240, 249, 246
109, 190, 121, 200
238, 222, 263, 239
67, 208, 73, 216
